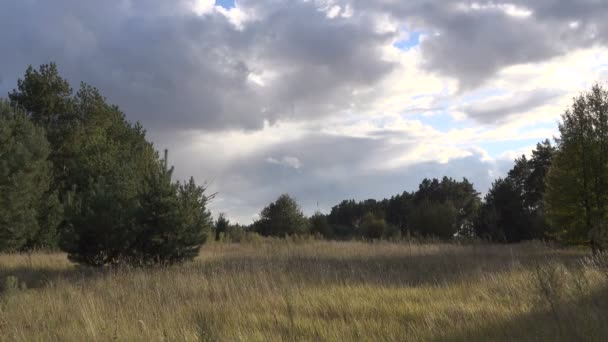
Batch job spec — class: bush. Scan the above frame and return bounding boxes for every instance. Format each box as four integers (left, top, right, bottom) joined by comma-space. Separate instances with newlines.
359, 213, 386, 240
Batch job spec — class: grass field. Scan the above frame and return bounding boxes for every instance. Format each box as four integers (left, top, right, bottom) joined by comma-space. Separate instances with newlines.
0, 240, 607, 341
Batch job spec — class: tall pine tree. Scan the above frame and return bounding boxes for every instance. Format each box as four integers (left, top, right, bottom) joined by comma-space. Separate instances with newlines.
0, 101, 61, 251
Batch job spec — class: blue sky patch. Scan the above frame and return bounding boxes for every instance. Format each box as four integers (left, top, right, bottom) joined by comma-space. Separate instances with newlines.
394, 31, 422, 51
215, 0, 235, 9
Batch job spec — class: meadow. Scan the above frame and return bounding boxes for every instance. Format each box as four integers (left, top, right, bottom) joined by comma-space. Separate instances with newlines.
0, 240, 607, 341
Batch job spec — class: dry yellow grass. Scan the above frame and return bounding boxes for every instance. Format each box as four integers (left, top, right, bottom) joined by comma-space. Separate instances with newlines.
0, 240, 606, 341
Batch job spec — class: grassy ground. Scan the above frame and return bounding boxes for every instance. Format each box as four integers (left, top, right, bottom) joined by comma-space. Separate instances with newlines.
0, 240, 607, 341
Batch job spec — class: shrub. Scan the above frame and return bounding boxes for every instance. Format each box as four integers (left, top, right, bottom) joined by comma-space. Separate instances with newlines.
359, 213, 386, 240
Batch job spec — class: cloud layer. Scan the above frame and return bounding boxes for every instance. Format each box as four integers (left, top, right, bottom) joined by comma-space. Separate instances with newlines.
1, 0, 608, 222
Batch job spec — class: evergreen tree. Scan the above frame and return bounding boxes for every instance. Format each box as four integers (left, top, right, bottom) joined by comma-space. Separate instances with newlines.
133, 151, 212, 264
254, 194, 309, 236
59, 84, 160, 266
61, 177, 138, 266
8, 63, 78, 195
0, 101, 60, 251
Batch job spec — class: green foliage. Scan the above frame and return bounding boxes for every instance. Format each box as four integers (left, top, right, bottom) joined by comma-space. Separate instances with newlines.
409, 199, 458, 239
358, 212, 387, 240
6, 63, 211, 265
215, 213, 229, 242
63, 153, 212, 266
325, 178, 479, 240
413, 177, 480, 236
545, 84, 608, 250
254, 194, 309, 237
476, 140, 555, 242
309, 212, 333, 238
477, 178, 528, 242
8, 63, 78, 195
60, 177, 138, 266
8, 63, 74, 140
384, 192, 413, 233
133, 164, 212, 265
0, 101, 60, 251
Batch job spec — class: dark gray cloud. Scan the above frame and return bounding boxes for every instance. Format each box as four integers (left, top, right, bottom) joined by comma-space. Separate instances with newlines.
2, 0, 605, 127
0, 0, 395, 131
463, 89, 564, 124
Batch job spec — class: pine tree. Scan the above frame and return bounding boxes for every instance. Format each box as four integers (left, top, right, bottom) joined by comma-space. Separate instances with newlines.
61, 177, 138, 266
0, 101, 60, 251
132, 151, 211, 264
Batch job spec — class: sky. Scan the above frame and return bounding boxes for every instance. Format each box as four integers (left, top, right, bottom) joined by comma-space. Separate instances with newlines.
1, 0, 608, 223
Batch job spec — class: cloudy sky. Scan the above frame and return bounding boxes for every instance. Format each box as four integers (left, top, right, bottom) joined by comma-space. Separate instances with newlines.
1, 0, 608, 222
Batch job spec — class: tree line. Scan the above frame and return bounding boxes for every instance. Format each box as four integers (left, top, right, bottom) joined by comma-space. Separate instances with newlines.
242, 87, 608, 252
1, 63, 608, 267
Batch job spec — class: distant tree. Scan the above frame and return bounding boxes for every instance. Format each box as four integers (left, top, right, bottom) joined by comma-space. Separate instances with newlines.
385, 192, 413, 234
327, 200, 361, 237
327, 198, 388, 238
359, 212, 387, 240
476, 178, 528, 242
215, 213, 229, 241
309, 211, 333, 238
545, 84, 608, 251
409, 199, 458, 239
254, 194, 309, 237
413, 177, 480, 236
476, 140, 555, 242
0, 101, 61, 251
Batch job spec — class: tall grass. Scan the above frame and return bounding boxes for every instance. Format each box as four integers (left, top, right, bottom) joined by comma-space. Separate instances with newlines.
0, 240, 606, 341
